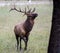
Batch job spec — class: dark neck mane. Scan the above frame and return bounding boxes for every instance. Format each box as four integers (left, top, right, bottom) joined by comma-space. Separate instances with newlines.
24, 17, 34, 33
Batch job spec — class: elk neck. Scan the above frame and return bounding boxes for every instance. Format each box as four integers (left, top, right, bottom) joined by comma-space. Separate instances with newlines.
24, 17, 34, 33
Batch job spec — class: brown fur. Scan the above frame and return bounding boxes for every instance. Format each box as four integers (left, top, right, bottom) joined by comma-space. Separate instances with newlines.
14, 22, 26, 36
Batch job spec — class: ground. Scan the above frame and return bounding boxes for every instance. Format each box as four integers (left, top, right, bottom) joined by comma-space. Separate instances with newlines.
0, 4, 53, 53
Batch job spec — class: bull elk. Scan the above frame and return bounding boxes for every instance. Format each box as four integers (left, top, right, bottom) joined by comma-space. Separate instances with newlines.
10, 6, 38, 50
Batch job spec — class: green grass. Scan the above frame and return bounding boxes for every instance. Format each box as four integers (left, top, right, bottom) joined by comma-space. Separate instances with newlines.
0, 4, 53, 53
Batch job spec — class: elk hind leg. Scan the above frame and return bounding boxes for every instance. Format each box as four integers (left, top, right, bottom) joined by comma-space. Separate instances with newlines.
15, 35, 19, 50
20, 37, 22, 50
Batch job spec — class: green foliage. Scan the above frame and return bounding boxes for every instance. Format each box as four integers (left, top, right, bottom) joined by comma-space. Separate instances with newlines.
0, 4, 53, 53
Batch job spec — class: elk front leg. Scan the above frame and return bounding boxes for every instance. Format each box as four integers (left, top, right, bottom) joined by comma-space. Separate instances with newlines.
24, 36, 28, 50
23, 33, 29, 50
24, 33, 30, 50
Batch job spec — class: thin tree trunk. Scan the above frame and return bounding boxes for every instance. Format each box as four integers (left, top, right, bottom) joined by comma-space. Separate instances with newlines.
48, 0, 60, 53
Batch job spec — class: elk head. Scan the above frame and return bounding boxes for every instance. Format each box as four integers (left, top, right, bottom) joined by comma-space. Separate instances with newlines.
9, 6, 38, 20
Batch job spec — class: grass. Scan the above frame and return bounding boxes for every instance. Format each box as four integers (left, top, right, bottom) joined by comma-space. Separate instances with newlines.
0, 4, 53, 53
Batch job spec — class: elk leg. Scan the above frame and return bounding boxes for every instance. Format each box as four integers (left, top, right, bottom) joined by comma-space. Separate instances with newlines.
24, 36, 28, 50
20, 37, 22, 50
24, 33, 30, 50
16, 36, 19, 50
22, 37, 27, 50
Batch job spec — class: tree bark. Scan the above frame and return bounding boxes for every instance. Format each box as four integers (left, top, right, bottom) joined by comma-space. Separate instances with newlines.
48, 0, 60, 53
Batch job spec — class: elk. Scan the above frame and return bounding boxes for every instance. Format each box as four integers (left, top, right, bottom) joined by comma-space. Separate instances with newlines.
10, 6, 38, 50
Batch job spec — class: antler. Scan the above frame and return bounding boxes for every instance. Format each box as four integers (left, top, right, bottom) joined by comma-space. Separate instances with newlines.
27, 6, 32, 13
31, 8, 35, 13
9, 5, 36, 15
9, 5, 27, 14
27, 6, 36, 13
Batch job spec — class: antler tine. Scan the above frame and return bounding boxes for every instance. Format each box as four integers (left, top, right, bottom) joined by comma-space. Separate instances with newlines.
9, 7, 14, 12
9, 4, 16, 12
22, 7, 27, 16
19, 8, 21, 12
14, 4, 15, 8
9, 6, 25, 13
9, 4, 25, 13
27, 6, 32, 13
19, 8, 26, 13
27, 5, 29, 10
31, 8, 36, 13
25, 7, 26, 13
28, 8, 32, 13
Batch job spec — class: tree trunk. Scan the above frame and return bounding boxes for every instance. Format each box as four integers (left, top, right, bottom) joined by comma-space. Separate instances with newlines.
48, 0, 60, 53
